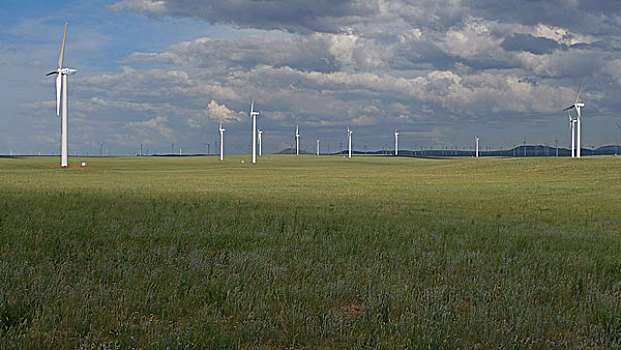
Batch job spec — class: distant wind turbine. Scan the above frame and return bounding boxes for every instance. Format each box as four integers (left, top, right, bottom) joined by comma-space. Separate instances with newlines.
347, 125, 353, 158
563, 80, 585, 158
249, 100, 260, 163
46, 23, 76, 167
475, 136, 479, 158
295, 125, 300, 156
617, 122, 621, 154
316, 138, 320, 156
394, 130, 399, 156
219, 122, 225, 161
258, 129, 263, 156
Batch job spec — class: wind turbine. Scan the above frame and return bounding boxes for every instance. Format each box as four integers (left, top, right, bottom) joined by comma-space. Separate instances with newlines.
316, 138, 320, 156
46, 23, 76, 167
295, 125, 300, 156
258, 129, 263, 156
563, 81, 585, 158
347, 125, 353, 158
475, 136, 479, 158
218, 122, 225, 161
249, 100, 260, 163
394, 130, 399, 156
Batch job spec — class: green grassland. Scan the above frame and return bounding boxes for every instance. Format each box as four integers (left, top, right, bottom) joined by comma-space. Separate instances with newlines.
0, 155, 620, 349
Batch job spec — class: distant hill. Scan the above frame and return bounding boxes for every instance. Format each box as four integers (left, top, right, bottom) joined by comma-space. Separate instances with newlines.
277, 148, 315, 155
277, 144, 621, 157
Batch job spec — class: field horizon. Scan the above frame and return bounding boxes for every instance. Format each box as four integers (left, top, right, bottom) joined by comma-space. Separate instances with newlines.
1, 155, 619, 349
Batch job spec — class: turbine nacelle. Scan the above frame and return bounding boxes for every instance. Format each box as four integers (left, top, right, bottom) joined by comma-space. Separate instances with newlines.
565, 102, 585, 109
61, 68, 77, 75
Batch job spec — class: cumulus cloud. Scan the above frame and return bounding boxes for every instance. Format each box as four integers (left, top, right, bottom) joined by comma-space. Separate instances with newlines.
20, 0, 619, 154
110, 0, 383, 34
125, 31, 388, 73
187, 100, 244, 128
127, 115, 174, 143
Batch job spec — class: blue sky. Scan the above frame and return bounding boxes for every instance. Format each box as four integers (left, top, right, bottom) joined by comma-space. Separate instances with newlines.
2, 0, 621, 156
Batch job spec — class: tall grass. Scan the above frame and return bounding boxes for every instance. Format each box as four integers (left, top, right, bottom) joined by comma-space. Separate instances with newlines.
0, 155, 619, 349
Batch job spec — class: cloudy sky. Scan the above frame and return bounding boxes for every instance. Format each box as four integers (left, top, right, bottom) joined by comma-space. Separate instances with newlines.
2, 0, 621, 155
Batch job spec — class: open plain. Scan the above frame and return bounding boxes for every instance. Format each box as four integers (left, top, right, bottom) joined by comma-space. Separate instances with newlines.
0, 155, 620, 349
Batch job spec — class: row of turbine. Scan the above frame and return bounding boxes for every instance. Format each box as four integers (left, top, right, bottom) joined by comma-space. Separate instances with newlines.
48, 24, 587, 166
235, 100, 359, 162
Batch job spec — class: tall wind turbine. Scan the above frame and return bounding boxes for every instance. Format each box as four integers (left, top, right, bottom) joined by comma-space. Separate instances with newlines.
249, 100, 260, 163
295, 125, 300, 156
316, 138, 320, 156
475, 136, 480, 158
219, 122, 225, 161
394, 130, 399, 156
563, 81, 585, 158
258, 129, 263, 156
47, 23, 76, 167
347, 125, 353, 158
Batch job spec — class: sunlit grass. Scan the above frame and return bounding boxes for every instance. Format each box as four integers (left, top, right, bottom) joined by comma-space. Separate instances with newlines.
1, 155, 620, 349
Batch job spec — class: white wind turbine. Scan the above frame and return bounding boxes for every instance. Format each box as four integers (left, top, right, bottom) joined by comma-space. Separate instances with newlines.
347, 125, 353, 158
316, 138, 320, 156
563, 82, 585, 158
394, 130, 399, 156
475, 136, 480, 158
46, 23, 77, 167
295, 125, 300, 155
258, 129, 263, 156
249, 100, 260, 163
219, 122, 225, 161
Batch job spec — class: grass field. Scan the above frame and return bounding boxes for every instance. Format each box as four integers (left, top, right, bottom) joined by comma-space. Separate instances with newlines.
0, 155, 620, 349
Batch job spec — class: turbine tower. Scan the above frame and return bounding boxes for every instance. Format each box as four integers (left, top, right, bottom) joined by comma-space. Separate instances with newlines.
316, 138, 320, 156
617, 122, 621, 152
568, 112, 577, 158
394, 130, 399, 156
46, 23, 76, 167
258, 129, 263, 156
295, 125, 300, 156
219, 122, 225, 161
475, 136, 479, 158
563, 81, 585, 158
249, 100, 260, 163
347, 125, 353, 158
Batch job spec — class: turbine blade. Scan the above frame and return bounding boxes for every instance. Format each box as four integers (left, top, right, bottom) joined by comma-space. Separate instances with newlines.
250, 98, 254, 115
575, 77, 583, 104
563, 105, 575, 111
46, 71, 59, 76
56, 73, 62, 116
58, 23, 67, 69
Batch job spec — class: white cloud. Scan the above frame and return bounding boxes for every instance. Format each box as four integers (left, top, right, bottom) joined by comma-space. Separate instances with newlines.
127, 115, 174, 143
187, 100, 244, 128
